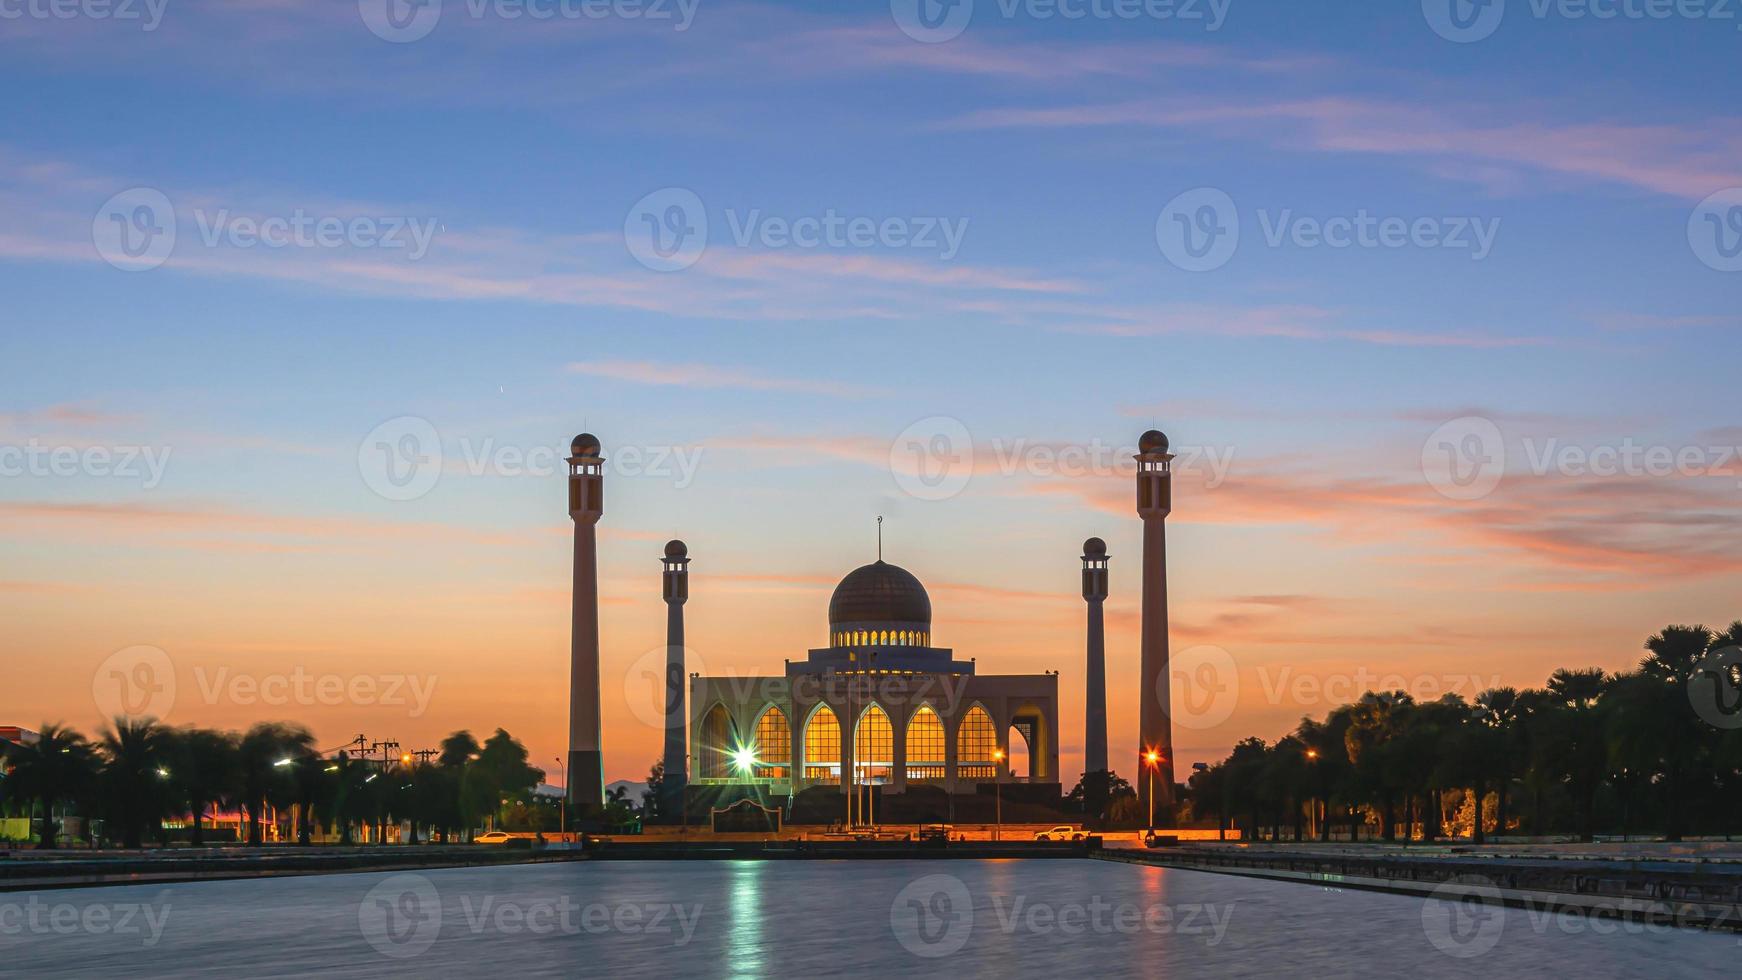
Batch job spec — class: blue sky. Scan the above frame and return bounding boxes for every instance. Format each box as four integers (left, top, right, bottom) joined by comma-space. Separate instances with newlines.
2, 0, 1739, 780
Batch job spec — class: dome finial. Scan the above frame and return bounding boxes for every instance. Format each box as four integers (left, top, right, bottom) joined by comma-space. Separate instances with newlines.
877, 515, 883, 562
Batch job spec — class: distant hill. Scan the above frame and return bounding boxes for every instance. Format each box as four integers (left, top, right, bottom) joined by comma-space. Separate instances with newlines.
607, 779, 649, 802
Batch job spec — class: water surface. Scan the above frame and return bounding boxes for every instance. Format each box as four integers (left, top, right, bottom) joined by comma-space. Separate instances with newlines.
1, 859, 1730, 978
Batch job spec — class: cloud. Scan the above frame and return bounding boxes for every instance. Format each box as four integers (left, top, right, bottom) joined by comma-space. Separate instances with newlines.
0, 500, 538, 550
566, 360, 886, 397
942, 95, 1742, 202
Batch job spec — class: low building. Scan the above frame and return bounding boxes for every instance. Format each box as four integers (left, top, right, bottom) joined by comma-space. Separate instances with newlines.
687, 560, 1060, 823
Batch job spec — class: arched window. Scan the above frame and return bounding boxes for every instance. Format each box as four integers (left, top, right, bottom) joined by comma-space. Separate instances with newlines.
906, 706, 945, 780
1007, 723, 1031, 780
957, 705, 997, 781
856, 704, 892, 783
755, 706, 790, 779
804, 705, 840, 784
699, 704, 735, 779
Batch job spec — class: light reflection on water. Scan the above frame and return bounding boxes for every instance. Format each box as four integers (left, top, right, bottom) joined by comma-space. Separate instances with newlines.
1, 859, 1733, 979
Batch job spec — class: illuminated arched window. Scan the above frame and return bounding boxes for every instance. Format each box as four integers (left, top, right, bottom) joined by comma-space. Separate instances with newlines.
699, 703, 735, 779
754, 706, 790, 779
957, 705, 997, 781
804, 705, 840, 784
906, 706, 945, 780
856, 704, 892, 783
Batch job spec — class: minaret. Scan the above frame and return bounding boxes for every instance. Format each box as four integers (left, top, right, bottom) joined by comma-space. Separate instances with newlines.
1135, 429, 1175, 816
660, 539, 689, 821
1081, 537, 1109, 775
566, 433, 605, 813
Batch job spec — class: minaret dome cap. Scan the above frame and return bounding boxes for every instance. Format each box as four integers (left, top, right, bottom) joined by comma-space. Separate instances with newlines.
570, 433, 602, 457
1083, 537, 1107, 557
664, 539, 688, 559
1138, 429, 1169, 454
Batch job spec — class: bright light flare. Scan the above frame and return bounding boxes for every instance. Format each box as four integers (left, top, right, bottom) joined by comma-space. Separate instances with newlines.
731, 746, 758, 774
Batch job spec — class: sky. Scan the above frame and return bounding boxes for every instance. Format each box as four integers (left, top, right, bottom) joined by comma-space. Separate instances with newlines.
1, 0, 1739, 786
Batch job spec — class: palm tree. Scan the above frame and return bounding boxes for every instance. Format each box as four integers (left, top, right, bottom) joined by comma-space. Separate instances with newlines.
237, 722, 314, 845
1345, 692, 1412, 841
7, 723, 98, 849
98, 717, 175, 848
1473, 688, 1521, 839
290, 753, 334, 846
1546, 668, 1608, 842
166, 727, 240, 846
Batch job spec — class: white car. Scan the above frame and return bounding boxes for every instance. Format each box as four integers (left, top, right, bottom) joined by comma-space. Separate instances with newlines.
1033, 826, 1086, 842
473, 831, 514, 844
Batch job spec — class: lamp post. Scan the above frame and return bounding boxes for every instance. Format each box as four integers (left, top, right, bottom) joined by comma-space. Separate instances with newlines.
1304, 748, 1319, 841
1144, 750, 1161, 832
992, 747, 1005, 842
554, 757, 566, 840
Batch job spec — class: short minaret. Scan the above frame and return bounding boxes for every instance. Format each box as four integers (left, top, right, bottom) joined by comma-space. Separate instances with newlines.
566, 433, 605, 813
1081, 537, 1110, 776
1135, 429, 1176, 816
660, 539, 690, 821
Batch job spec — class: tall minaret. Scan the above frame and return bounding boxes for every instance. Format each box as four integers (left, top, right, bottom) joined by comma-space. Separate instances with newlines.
1081, 537, 1110, 776
660, 539, 689, 821
1135, 429, 1175, 816
566, 433, 605, 813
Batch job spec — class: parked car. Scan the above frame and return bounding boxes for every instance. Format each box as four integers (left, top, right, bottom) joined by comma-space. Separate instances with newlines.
917, 824, 953, 844
1033, 826, 1086, 841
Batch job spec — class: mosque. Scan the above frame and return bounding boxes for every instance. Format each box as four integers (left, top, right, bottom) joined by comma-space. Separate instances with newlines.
562, 430, 1178, 825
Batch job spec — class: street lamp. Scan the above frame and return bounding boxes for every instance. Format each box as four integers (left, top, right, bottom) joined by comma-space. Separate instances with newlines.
1144, 750, 1161, 832
991, 747, 1005, 842
554, 757, 565, 839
